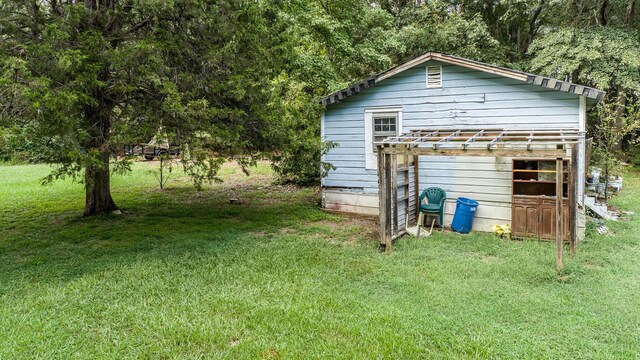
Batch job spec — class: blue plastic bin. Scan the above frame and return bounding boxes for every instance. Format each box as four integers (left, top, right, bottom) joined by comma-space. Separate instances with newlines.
451, 197, 479, 234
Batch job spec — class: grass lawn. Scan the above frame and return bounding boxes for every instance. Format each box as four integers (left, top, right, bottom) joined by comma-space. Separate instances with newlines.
1, 161, 639, 359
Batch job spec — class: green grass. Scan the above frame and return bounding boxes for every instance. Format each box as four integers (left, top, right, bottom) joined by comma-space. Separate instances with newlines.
1, 162, 640, 359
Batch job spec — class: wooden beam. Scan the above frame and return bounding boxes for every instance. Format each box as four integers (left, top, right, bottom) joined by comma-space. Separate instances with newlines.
431, 53, 530, 81
381, 147, 568, 158
380, 129, 583, 150
384, 153, 393, 253
412, 130, 439, 143
570, 145, 578, 255
404, 155, 410, 231
391, 154, 398, 241
413, 154, 420, 225
556, 158, 564, 272
377, 146, 387, 250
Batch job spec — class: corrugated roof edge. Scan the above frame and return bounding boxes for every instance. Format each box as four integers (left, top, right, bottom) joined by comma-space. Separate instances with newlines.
320, 52, 606, 106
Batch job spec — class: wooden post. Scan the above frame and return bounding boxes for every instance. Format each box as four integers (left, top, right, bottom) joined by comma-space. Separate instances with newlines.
404, 153, 410, 230
413, 154, 420, 225
570, 146, 578, 255
384, 153, 393, 252
377, 146, 387, 250
391, 154, 398, 240
556, 157, 564, 272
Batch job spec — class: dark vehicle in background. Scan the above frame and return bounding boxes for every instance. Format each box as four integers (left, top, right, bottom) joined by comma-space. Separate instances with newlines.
124, 130, 181, 160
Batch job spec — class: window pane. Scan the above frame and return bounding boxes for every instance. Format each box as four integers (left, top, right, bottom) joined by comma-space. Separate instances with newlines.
373, 114, 399, 141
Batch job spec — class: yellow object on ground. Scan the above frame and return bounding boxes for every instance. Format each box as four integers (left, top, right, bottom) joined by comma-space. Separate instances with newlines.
492, 224, 511, 239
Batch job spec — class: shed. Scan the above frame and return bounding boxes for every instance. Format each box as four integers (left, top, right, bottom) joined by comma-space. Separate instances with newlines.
320, 52, 605, 261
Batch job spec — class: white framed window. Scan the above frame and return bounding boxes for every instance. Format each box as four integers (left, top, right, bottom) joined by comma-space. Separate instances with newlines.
426, 65, 442, 88
373, 114, 398, 142
364, 108, 402, 170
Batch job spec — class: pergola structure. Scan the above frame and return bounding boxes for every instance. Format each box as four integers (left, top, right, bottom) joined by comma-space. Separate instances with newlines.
376, 128, 583, 272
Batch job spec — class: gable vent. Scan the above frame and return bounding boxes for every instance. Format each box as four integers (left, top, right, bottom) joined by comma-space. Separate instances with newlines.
426, 65, 442, 88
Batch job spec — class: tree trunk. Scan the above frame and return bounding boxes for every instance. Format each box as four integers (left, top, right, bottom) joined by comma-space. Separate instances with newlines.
597, 0, 609, 25
83, 147, 118, 216
524, 0, 545, 54
614, 86, 627, 150
626, 0, 636, 25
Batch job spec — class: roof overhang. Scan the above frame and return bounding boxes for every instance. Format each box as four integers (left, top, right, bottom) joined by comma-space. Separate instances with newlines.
321, 52, 606, 107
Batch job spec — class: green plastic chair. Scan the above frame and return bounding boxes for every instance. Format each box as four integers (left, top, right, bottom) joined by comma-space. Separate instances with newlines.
417, 187, 446, 232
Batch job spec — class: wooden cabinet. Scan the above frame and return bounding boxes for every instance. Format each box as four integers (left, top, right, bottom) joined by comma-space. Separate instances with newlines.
512, 196, 569, 240
511, 159, 570, 241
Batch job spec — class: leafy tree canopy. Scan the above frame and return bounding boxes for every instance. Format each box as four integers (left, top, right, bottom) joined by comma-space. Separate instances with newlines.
0, 0, 289, 214
1, 0, 639, 214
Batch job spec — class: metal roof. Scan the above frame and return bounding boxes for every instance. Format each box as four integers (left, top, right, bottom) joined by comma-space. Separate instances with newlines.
321, 52, 606, 106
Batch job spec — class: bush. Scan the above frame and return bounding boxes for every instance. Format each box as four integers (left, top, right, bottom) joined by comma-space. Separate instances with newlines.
271, 137, 335, 186
0, 126, 52, 164
628, 144, 640, 166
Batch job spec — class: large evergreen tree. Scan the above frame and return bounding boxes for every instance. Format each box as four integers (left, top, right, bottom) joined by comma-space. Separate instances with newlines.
2, 0, 639, 206
0, 0, 285, 215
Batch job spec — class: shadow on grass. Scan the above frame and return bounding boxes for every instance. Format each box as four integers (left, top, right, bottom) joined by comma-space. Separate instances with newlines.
0, 183, 346, 291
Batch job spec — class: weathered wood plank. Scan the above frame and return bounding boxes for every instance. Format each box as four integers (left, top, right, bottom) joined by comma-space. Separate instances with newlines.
385, 153, 393, 252
570, 145, 578, 255
391, 154, 398, 240
404, 155, 410, 231
556, 158, 564, 272
380, 147, 568, 158
377, 147, 387, 250
414, 155, 420, 225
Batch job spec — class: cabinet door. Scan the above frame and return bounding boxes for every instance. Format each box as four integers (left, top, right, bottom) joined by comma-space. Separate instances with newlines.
539, 205, 555, 239
539, 205, 570, 240
525, 206, 539, 237
512, 204, 539, 238
512, 205, 527, 237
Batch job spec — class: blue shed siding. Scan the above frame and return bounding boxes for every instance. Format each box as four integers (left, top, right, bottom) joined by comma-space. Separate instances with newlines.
322, 60, 581, 229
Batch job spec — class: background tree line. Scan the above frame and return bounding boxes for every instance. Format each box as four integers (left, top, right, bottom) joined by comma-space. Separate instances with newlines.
1, 0, 638, 214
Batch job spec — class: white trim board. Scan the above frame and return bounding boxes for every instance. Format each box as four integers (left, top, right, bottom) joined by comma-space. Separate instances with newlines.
364, 107, 403, 170
578, 96, 586, 201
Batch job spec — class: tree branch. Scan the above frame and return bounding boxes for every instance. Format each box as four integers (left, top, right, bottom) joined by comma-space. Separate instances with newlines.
525, 0, 545, 53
